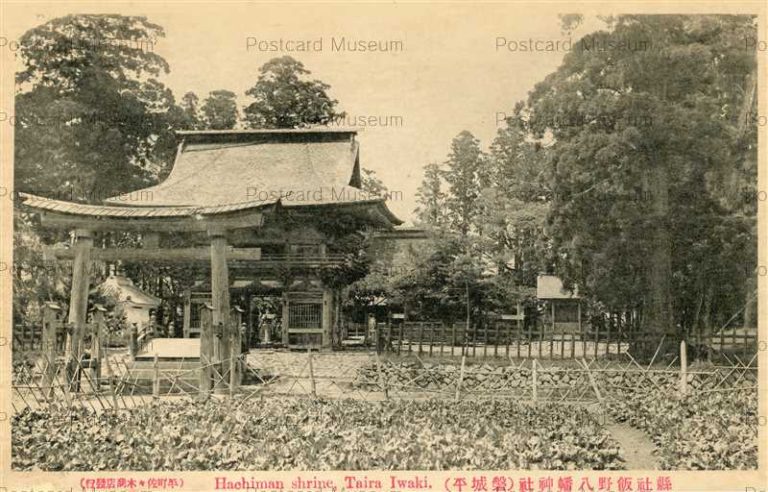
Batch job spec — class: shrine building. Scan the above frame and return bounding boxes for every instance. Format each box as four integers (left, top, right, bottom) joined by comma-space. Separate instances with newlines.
19, 128, 402, 391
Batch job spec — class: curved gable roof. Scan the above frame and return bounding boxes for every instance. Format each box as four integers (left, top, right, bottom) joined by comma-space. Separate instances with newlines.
105, 129, 363, 208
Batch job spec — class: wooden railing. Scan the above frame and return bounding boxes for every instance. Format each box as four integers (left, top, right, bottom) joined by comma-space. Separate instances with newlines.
234, 253, 349, 269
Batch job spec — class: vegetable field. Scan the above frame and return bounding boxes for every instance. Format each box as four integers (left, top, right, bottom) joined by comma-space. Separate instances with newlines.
13, 398, 624, 471
607, 389, 758, 470
12, 386, 758, 471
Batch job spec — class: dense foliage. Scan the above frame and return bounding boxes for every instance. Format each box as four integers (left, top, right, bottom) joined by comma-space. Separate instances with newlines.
15, 15, 175, 201
607, 388, 758, 470
526, 15, 758, 340
13, 398, 623, 471
243, 56, 344, 129
402, 15, 758, 344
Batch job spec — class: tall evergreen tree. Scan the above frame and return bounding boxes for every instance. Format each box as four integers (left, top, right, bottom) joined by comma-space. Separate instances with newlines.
179, 91, 203, 129
442, 131, 489, 236
243, 56, 344, 129
414, 163, 448, 228
201, 90, 238, 130
522, 15, 757, 345
14, 14, 177, 202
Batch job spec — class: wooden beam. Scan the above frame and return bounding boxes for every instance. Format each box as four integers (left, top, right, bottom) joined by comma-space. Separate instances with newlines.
229, 225, 328, 245
370, 228, 430, 240
37, 209, 265, 232
43, 246, 262, 263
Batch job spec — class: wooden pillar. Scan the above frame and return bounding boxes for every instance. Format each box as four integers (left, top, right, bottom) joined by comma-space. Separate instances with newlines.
322, 288, 333, 349
319, 242, 331, 350
128, 324, 138, 359
282, 293, 290, 346
231, 306, 243, 331
577, 301, 582, 333
679, 340, 688, 396
90, 305, 107, 384
209, 230, 231, 393
551, 301, 556, 360
231, 305, 244, 390
41, 303, 62, 399
66, 229, 93, 365
182, 289, 191, 338
246, 295, 254, 347
199, 303, 214, 395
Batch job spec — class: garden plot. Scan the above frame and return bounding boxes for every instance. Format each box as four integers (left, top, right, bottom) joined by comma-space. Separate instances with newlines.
12, 398, 624, 471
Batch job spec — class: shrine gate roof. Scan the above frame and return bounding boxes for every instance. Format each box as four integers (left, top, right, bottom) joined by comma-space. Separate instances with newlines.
107, 128, 366, 208
19, 128, 402, 226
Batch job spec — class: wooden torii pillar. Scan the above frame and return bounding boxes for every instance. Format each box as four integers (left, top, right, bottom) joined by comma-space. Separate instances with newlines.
65, 228, 93, 371
199, 303, 214, 395
208, 229, 232, 394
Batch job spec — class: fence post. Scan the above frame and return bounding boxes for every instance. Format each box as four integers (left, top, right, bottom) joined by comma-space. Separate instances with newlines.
129, 324, 138, 359
152, 353, 160, 398
418, 323, 424, 355
455, 355, 466, 402
679, 340, 688, 396
308, 349, 317, 398
376, 352, 389, 400
532, 359, 538, 405
229, 334, 237, 399
41, 303, 61, 400
580, 358, 603, 403
440, 324, 445, 356
451, 323, 456, 357
429, 324, 434, 357
110, 375, 119, 414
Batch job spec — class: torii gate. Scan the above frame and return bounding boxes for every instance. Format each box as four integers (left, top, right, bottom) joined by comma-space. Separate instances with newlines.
23, 195, 265, 392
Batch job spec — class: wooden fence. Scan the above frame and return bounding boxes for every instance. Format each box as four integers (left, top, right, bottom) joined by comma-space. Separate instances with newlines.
367, 320, 758, 362
11, 345, 757, 414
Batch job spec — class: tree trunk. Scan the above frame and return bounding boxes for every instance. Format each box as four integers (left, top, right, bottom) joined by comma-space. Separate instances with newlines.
702, 286, 713, 333
742, 272, 756, 330
644, 162, 673, 358
465, 280, 471, 337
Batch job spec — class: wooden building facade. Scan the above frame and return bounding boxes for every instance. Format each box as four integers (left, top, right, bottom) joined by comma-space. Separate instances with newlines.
19, 128, 401, 391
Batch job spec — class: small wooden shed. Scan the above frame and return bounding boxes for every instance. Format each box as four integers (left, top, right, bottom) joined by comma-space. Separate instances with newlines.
96, 274, 161, 329
536, 275, 582, 336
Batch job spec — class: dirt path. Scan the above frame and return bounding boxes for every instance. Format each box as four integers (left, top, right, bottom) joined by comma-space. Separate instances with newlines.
605, 421, 659, 469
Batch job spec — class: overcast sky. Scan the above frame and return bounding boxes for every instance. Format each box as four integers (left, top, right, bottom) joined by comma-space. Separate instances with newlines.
5, 4, 618, 223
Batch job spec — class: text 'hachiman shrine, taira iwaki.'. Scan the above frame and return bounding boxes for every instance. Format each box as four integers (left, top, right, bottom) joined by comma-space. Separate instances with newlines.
18, 128, 404, 393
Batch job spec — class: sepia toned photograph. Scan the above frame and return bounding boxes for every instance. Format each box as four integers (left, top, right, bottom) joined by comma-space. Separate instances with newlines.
0, 2, 764, 490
